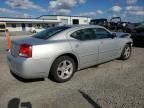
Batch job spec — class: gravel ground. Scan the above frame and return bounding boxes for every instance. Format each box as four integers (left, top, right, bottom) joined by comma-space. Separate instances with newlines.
0, 31, 32, 37
0, 37, 144, 108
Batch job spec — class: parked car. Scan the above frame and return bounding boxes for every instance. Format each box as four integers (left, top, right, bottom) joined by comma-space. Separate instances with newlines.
90, 18, 108, 28
124, 22, 136, 33
7, 25, 132, 82
90, 17, 130, 32
131, 22, 144, 45
135, 22, 144, 33
30, 27, 45, 33
108, 17, 124, 31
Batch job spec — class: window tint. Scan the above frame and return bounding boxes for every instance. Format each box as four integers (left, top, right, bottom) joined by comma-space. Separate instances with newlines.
93, 28, 111, 39
33, 26, 70, 40
71, 28, 96, 40
71, 28, 112, 40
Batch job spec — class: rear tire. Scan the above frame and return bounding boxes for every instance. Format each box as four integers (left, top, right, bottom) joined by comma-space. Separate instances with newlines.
49, 56, 76, 83
120, 44, 131, 60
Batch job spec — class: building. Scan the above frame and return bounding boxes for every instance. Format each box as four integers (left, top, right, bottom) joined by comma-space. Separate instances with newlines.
0, 15, 91, 32
39, 15, 91, 25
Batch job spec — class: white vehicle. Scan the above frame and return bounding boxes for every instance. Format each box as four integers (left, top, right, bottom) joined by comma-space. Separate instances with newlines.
0, 22, 6, 31
30, 27, 45, 33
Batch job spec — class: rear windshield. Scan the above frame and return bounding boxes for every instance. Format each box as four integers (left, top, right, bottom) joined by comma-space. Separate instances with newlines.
32, 26, 70, 40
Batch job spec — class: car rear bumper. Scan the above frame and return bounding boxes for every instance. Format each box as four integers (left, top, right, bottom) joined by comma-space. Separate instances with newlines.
7, 52, 51, 79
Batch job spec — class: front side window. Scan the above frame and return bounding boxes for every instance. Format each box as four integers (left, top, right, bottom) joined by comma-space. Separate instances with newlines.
93, 28, 111, 39
33, 26, 70, 40
71, 28, 96, 40
71, 28, 112, 40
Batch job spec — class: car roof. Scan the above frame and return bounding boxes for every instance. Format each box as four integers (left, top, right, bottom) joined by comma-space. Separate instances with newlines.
61, 25, 105, 29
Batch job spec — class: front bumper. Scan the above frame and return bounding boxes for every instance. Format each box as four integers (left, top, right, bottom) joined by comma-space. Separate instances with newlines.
7, 52, 51, 79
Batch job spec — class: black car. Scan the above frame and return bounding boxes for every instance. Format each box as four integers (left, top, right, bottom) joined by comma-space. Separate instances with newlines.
131, 22, 144, 46
90, 18, 108, 28
90, 17, 130, 32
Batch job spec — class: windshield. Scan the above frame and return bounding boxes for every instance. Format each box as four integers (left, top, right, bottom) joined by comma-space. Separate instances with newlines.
32, 26, 71, 40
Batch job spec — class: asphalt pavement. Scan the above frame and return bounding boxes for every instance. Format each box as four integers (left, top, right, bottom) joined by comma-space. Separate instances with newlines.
0, 36, 144, 108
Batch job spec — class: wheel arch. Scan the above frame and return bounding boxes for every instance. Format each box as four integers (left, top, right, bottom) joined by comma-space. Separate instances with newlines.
121, 41, 132, 52
120, 42, 132, 60
48, 52, 79, 79
54, 53, 79, 70
125, 41, 133, 49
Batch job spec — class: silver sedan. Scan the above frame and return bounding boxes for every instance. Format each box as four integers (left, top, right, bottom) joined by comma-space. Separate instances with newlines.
7, 25, 132, 82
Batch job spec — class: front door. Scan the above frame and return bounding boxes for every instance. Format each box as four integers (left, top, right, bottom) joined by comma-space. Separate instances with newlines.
99, 38, 119, 62
93, 28, 119, 62
22, 23, 25, 31
68, 28, 100, 68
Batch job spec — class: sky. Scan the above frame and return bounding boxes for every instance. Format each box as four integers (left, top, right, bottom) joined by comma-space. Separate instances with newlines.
0, 0, 144, 22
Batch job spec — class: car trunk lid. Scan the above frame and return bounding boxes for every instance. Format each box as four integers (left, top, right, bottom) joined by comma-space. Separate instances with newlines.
10, 37, 47, 57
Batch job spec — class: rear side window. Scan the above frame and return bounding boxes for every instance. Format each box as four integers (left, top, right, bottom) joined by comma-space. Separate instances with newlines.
33, 26, 70, 40
71, 28, 96, 41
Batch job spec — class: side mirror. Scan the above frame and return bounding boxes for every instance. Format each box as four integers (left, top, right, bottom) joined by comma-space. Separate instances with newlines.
111, 33, 116, 39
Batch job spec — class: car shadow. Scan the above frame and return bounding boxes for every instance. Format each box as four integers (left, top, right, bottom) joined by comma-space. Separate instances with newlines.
7, 97, 32, 108
78, 65, 99, 72
78, 90, 102, 108
10, 71, 44, 83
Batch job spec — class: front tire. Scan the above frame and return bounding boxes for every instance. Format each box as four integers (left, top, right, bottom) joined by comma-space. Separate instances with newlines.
49, 56, 76, 83
120, 44, 131, 60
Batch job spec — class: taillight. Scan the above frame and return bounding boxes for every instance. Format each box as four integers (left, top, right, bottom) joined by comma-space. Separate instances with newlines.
19, 44, 32, 58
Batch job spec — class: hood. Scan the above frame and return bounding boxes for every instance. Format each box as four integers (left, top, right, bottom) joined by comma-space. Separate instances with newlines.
114, 32, 131, 38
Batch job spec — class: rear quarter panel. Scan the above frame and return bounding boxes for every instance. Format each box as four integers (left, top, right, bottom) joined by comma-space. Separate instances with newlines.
32, 40, 72, 60
30, 37, 75, 76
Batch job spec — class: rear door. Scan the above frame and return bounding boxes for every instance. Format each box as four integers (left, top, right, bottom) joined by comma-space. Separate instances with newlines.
69, 28, 100, 68
93, 28, 119, 63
